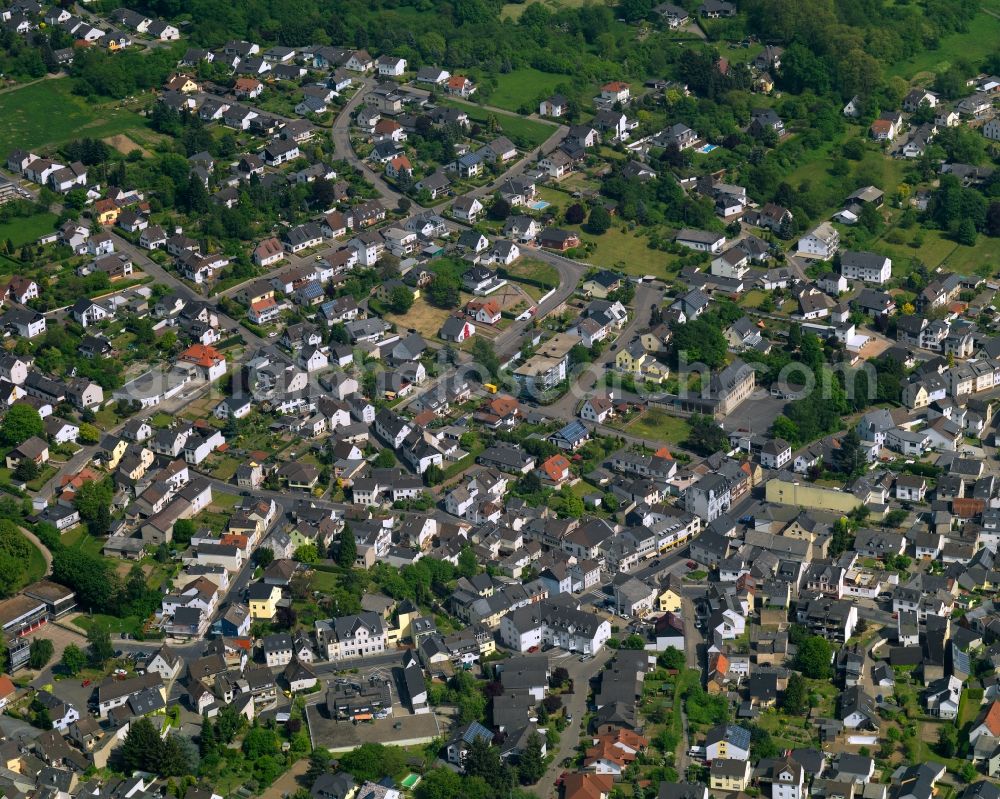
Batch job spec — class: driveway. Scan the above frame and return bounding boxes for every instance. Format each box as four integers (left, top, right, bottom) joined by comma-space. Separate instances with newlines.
534, 647, 614, 796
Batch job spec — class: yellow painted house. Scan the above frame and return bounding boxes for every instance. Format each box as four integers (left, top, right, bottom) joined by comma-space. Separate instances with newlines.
395, 600, 421, 642
710, 759, 751, 792
103, 437, 129, 470
248, 584, 282, 620
118, 447, 155, 481
616, 341, 669, 384
93, 200, 120, 226
615, 341, 647, 373
658, 582, 682, 613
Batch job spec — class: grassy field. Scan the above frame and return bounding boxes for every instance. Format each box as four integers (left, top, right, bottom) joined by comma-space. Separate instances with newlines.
0, 212, 59, 250
563, 224, 677, 276
442, 100, 556, 148
25, 538, 46, 584
500, 0, 597, 20
887, 8, 1000, 80
487, 68, 567, 112
73, 612, 145, 637
385, 295, 469, 341
875, 225, 1000, 276
622, 408, 691, 447
62, 526, 106, 557
0, 78, 150, 156
505, 258, 559, 288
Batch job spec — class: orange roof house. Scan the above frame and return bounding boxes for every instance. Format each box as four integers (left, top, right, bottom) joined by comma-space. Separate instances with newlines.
0, 675, 16, 707
178, 344, 227, 381
595, 728, 649, 755
180, 343, 224, 368
93, 198, 119, 225
583, 738, 637, 773
466, 299, 502, 324
374, 118, 401, 135
220, 533, 249, 550
234, 77, 262, 96
387, 155, 412, 176
540, 453, 572, 485
973, 700, 1000, 740
562, 773, 614, 799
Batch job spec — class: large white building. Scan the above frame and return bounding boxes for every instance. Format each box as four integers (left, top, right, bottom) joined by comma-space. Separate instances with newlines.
840, 250, 892, 284
314, 612, 387, 661
797, 222, 840, 260
499, 601, 611, 655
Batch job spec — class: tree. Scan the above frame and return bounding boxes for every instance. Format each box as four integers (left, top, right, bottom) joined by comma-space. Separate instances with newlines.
78, 423, 100, 444
670, 318, 728, 369
52, 547, 118, 611
956, 218, 977, 246
565, 203, 586, 224
658, 647, 685, 671
686, 414, 729, 456
13, 459, 39, 482
294, 543, 319, 563
73, 477, 114, 535
388, 285, 414, 314
793, 636, 833, 679
252, 547, 275, 568
937, 723, 958, 757
414, 769, 465, 799
173, 518, 196, 546
337, 526, 357, 569
488, 195, 511, 221
471, 337, 501, 378
457, 547, 479, 579
424, 465, 444, 486
28, 637, 53, 669
781, 672, 807, 715
374, 448, 396, 468
340, 743, 406, 783
121, 717, 163, 772
0, 404, 43, 446
518, 731, 545, 784
586, 205, 612, 234
86, 624, 114, 667
835, 428, 864, 476
427, 273, 461, 308
0, 521, 39, 598
60, 643, 87, 676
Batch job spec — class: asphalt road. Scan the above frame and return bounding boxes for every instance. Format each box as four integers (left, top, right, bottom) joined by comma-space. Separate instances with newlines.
535, 646, 614, 796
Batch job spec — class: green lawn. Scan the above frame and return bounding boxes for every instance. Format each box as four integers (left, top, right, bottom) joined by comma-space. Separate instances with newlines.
575, 226, 678, 276
210, 492, 241, 511
622, 409, 691, 447
441, 100, 556, 149
0, 212, 59, 250
500, 0, 593, 20
209, 456, 240, 481
0, 78, 151, 156
61, 526, 106, 557
73, 612, 145, 637
875, 226, 1000, 277
487, 68, 567, 113
887, 9, 1000, 80
505, 258, 559, 288
310, 569, 340, 593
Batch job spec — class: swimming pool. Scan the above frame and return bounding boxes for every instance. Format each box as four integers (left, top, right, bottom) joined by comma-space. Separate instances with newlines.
401, 774, 421, 789
697, 143, 718, 154
530, 200, 550, 210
